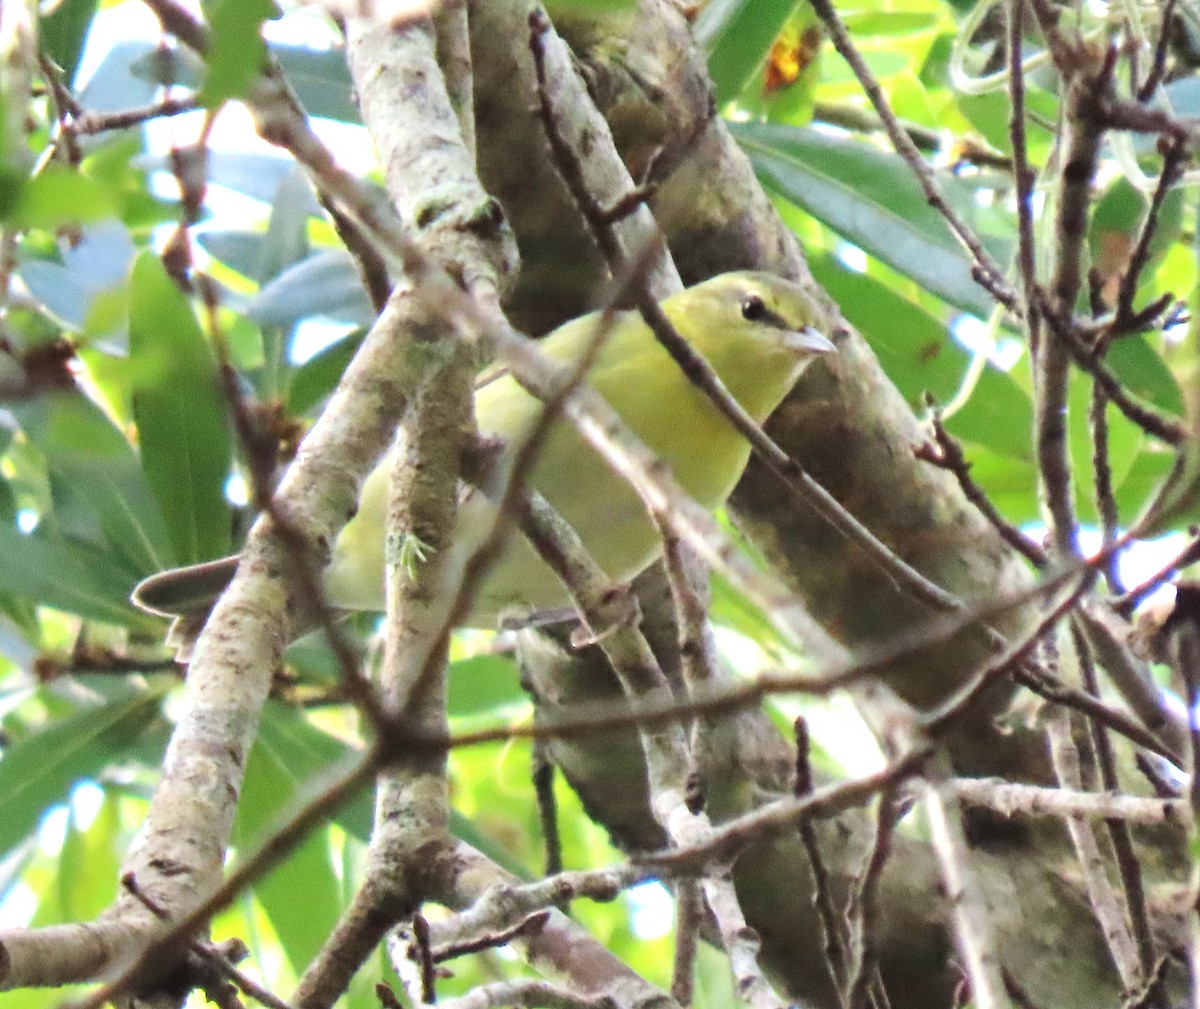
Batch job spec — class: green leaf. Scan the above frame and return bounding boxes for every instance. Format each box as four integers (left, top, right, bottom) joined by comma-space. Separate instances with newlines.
1090, 178, 1185, 300
1118, 444, 1180, 532
260, 170, 314, 285
199, 0, 279, 106
697, 0, 799, 105
13, 394, 171, 577
1131, 431, 1200, 536
237, 702, 374, 846
735, 121, 1007, 317
1106, 335, 1185, 418
809, 253, 1033, 461
197, 230, 268, 280
447, 654, 527, 717
40, 0, 100, 83
840, 10, 941, 35
57, 792, 122, 921
0, 683, 166, 860
287, 330, 363, 416
6, 167, 115, 228
129, 252, 232, 564
243, 702, 531, 880
246, 251, 374, 328
241, 705, 345, 972
0, 522, 148, 625
546, 0, 635, 11
273, 44, 359, 123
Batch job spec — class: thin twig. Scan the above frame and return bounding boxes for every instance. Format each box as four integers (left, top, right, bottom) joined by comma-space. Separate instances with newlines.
951, 777, 1184, 825
69, 749, 381, 1009
436, 980, 616, 1009
793, 717, 850, 994
1013, 663, 1179, 766
1114, 534, 1200, 617
1036, 294, 1187, 445
845, 788, 901, 1009
812, 100, 1013, 171
120, 875, 297, 1009
1045, 705, 1142, 991
411, 913, 438, 1004
200, 276, 392, 734
920, 763, 1010, 1009
1008, 0, 1042, 360
431, 911, 551, 964
72, 95, 199, 133
1037, 46, 1117, 559
1089, 384, 1124, 594
1112, 134, 1188, 335
640, 751, 932, 877
533, 747, 564, 878
915, 404, 1047, 568
1073, 626, 1158, 986
1136, 0, 1179, 101
671, 882, 701, 1007
809, 0, 1019, 312
1157, 588, 1200, 1007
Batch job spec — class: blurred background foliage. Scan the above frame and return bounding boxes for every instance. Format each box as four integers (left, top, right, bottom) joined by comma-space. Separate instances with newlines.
0, 0, 1194, 1004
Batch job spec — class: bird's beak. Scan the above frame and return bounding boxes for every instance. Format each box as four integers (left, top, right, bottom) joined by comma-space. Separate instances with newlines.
786, 326, 836, 355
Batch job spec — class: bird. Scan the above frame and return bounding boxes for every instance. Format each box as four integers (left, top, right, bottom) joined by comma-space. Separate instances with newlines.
132, 271, 834, 639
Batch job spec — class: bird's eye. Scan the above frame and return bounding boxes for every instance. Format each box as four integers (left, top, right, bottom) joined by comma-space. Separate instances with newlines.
741, 295, 767, 321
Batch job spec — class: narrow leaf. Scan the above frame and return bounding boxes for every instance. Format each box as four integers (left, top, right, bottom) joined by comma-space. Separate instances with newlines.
199, 0, 278, 106
0, 684, 165, 859
736, 122, 1007, 317
128, 252, 232, 564
696, 0, 799, 105
14, 394, 171, 576
0, 523, 147, 625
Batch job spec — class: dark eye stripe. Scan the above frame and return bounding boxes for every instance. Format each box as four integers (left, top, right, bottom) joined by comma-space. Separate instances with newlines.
741, 295, 767, 321
741, 293, 791, 330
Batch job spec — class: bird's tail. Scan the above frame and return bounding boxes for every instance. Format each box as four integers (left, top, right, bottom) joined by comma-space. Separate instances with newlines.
132, 555, 240, 618
132, 556, 240, 662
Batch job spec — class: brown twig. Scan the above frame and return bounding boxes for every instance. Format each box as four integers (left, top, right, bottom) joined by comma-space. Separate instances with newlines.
1037, 45, 1118, 560
73, 96, 199, 134
120, 875, 296, 1009
812, 100, 1013, 171
919, 573, 1095, 741
36, 54, 84, 166
915, 403, 1047, 568
670, 882, 701, 1007
318, 191, 392, 314
1137, 0, 1179, 101
1089, 384, 1123, 594
1111, 134, 1189, 336
1008, 0, 1042, 359
70, 748, 380, 1009
809, 0, 1019, 313
1071, 625, 1158, 987
1114, 533, 1200, 617
532, 746, 564, 878
431, 911, 551, 963
410, 912, 438, 1004
845, 788, 901, 1009
1036, 293, 1187, 445
793, 717, 850, 995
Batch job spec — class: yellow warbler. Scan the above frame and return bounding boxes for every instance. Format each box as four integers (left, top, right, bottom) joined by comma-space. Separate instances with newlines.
133, 271, 833, 629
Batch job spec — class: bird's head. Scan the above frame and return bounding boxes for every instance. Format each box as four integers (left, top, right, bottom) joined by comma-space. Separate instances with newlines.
666, 271, 835, 421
